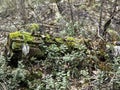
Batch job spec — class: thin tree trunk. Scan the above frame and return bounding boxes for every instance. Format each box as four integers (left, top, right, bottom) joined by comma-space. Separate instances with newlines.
19, 0, 27, 25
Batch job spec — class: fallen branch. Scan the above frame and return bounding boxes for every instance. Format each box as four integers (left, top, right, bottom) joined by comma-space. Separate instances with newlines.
11, 39, 42, 45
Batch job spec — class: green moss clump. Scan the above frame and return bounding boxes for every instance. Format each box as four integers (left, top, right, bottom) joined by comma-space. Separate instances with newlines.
21, 31, 34, 42
66, 37, 75, 41
55, 37, 64, 44
9, 31, 34, 50
44, 34, 55, 43
9, 31, 34, 42
26, 23, 39, 33
9, 31, 22, 39
12, 42, 22, 50
65, 37, 76, 48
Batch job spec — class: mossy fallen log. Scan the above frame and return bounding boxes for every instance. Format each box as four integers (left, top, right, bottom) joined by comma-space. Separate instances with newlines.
5, 30, 118, 68
7, 31, 87, 50
5, 31, 89, 67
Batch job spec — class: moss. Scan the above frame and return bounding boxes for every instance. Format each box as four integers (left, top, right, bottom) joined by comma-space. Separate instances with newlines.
26, 23, 39, 33
12, 42, 22, 50
44, 34, 55, 43
21, 31, 34, 42
65, 37, 75, 41
65, 36, 76, 48
9, 31, 22, 39
9, 31, 34, 42
46, 34, 51, 39
9, 31, 34, 50
55, 37, 64, 44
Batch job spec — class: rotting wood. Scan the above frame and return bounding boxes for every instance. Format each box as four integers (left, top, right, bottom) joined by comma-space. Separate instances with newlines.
11, 39, 42, 44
